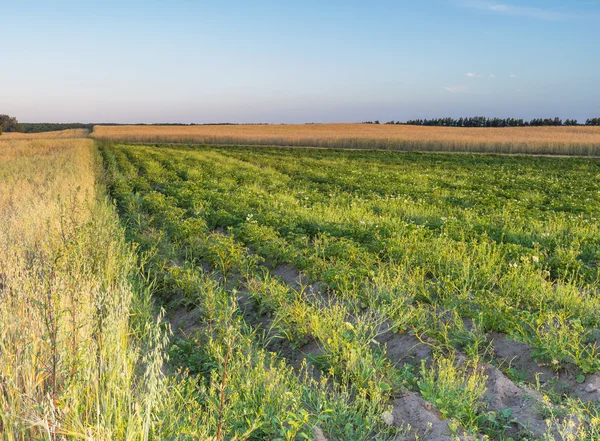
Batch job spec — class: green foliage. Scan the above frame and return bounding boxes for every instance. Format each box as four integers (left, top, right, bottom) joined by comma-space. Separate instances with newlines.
0, 114, 22, 132
99, 142, 600, 440
404, 115, 572, 127
20, 122, 95, 133
418, 354, 488, 432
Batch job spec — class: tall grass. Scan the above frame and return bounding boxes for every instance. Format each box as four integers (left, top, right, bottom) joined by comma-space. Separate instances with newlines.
0, 129, 89, 140
91, 124, 600, 155
0, 138, 165, 440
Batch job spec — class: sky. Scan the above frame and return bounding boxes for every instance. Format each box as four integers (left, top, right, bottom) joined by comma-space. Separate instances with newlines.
1, 0, 599, 123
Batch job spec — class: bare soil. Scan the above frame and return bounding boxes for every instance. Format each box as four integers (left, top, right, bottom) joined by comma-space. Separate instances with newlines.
489, 332, 600, 403
392, 392, 475, 440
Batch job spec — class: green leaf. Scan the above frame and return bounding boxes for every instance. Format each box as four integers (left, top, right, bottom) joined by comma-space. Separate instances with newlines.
379, 382, 392, 392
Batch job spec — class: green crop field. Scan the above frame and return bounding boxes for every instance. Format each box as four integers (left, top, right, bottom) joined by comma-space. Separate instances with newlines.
99, 142, 600, 440
4, 2, 599, 439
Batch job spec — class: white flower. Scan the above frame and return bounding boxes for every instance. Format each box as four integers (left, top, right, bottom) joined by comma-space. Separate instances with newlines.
382, 410, 394, 426
532, 255, 539, 263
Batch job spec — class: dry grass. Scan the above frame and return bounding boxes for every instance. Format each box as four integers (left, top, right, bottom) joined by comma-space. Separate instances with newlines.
0, 138, 95, 243
0, 137, 165, 439
1, 129, 89, 140
92, 123, 600, 155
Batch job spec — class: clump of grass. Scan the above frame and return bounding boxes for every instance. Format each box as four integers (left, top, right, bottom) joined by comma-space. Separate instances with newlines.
541, 396, 600, 441
418, 353, 488, 433
309, 305, 394, 395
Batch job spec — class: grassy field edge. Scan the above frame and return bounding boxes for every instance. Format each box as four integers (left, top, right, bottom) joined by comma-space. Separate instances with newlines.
0, 138, 167, 440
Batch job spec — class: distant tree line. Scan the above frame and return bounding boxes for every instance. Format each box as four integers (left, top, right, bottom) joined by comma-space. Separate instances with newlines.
380, 117, 600, 127
20, 123, 95, 133
586, 118, 600, 126
19, 122, 270, 133
4, 113, 600, 135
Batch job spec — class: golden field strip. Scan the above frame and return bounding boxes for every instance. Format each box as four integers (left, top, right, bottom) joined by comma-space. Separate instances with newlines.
1, 128, 90, 140
92, 124, 600, 155
0, 135, 165, 439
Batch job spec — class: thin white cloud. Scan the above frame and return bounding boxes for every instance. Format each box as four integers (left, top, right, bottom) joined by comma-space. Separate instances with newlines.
488, 4, 510, 13
509, 74, 518, 78
467, 72, 497, 79
463, 1, 578, 21
443, 86, 468, 93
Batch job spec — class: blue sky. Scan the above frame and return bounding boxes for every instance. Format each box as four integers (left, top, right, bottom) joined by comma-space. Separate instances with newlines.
1, 0, 598, 123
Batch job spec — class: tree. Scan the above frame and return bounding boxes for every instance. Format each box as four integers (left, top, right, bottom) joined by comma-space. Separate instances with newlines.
586, 118, 600, 126
0, 114, 22, 132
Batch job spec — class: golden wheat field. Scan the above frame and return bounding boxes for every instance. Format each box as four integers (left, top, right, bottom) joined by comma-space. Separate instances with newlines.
0, 128, 90, 140
92, 123, 600, 155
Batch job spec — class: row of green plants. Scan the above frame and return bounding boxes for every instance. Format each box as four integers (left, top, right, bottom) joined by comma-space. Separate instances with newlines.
101, 144, 409, 440
101, 142, 600, 439
133, 144, 600, 371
